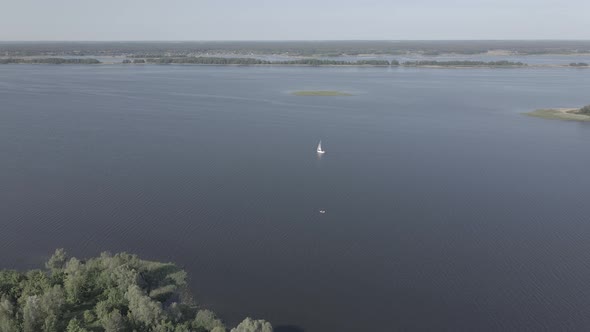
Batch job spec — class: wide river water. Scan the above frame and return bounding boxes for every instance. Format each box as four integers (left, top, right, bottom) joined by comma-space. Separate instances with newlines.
1, 65, 590, 331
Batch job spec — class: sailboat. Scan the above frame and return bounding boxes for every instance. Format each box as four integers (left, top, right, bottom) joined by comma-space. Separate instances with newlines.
317, 140, 325, 154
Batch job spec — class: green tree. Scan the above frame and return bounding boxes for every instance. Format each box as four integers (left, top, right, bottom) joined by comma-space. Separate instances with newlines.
0, 270, 24, 299
22, 295, 44, 332
0, 319, 19, 332
21, 270, 51, 298
45, 248, 68, 274
230, 318, 272, 332
153, 320, 177, 332
64, 258, 87, 304
167, 302, 183, 323
95, 287, 127, 322
40, 285, 66, 316
0, 296, 19, 332
101, 310, 127, 332
193, 309, 225, 331
83, 310, 96, 324
66, 318, 88, 332
125, 285, 163, 328
0, 296, 15, 318
42, 312, 59, 332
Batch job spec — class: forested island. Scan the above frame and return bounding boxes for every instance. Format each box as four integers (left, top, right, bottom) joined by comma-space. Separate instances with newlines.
0, 249, 272, 332
525, 105, 590, 121
0, 56, 529, 67
402, 60, 526, 67
144, 57, 394, 66
1, 55, 589, 68
0, 57, 526, 67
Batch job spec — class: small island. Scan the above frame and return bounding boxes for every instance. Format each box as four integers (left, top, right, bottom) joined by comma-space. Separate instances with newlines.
0, 249, 272, 332
525, 105, 590, 121
292, 90, 352, 96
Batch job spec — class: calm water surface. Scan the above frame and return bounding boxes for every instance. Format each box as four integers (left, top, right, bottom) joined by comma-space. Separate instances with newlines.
1, 65, 590, 331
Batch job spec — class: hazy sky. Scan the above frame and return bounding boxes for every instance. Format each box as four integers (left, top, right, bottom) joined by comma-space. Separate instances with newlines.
1, 0, 589, 41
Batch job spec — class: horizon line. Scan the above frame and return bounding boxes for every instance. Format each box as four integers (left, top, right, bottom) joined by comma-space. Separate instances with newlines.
1, 39, 590, 43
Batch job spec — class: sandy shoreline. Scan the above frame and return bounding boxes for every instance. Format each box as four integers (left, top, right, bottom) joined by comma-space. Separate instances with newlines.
525, 108, 590, 122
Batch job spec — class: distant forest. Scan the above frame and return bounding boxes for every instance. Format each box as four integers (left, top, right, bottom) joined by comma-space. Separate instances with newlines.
0, 58, 100, 64
0, 249, 271, 332
0, 56, 534, 67
144, 57, 395, 66
1, 40, 590, 57
402, 60, 526, 67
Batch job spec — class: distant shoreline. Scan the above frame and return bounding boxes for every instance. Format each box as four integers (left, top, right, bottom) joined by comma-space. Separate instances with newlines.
2, 41, 590, 58
2, 63, 589, 69
3, 59, 590, 69
525, 108, 590, 122
1, 56, 590, 68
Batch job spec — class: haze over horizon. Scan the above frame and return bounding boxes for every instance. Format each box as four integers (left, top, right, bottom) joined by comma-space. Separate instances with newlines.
1, 0, 589, 41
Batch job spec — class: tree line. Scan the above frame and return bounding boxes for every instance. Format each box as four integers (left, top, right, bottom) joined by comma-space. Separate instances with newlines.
0, 58, 100, 64
2, 41, 590, 58
129, 57, 529, 67
402, 60, 526, 67
0, 249, 272, 332
143, 57, 397, 66
0, 57, 544, 67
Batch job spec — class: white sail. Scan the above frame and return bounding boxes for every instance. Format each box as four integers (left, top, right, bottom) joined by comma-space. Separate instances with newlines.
317, 140, 325, 154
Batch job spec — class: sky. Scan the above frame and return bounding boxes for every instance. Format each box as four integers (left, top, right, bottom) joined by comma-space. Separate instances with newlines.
1, 0, 589, 41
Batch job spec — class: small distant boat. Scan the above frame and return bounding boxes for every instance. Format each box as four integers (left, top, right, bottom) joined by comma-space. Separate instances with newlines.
317, 140, 326, 154
319, 210, 326, 214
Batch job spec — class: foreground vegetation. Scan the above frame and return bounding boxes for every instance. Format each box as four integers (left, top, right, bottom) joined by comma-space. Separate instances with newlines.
0, 249, 271, 332
525, 105, 590, 121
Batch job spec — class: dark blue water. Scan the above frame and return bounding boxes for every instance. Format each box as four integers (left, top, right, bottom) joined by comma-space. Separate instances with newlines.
1, 65, 590, 331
